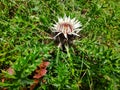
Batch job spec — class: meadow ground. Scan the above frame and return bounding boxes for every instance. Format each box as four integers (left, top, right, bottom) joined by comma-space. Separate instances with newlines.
0, 0, 120, 90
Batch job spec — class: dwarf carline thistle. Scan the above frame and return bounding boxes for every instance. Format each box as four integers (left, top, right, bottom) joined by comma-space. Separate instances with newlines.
52, 16, 82, 40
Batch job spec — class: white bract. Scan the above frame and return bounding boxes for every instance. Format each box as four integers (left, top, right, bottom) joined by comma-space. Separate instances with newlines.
52, 16, 82, 39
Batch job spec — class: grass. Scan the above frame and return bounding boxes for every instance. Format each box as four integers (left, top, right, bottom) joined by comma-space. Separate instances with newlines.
0, 0, 120, 90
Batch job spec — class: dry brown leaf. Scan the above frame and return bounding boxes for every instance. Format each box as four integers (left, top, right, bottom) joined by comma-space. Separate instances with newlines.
30, 79, 39, 90
39, 61, 50, 69
33, 69, 47, 79
30, 61, 50, 90
7, 67, 14, 75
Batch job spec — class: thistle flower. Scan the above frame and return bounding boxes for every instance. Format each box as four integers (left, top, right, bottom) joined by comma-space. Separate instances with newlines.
51, 15, 82, 49
52, 16, 82, 39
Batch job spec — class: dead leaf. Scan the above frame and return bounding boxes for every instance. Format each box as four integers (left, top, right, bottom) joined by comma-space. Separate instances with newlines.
42, 79, 46, 83
1, 78, 5, 83
30, 61, 50, 90
34, 61, 50, 79
30, 79, 39, 90
33, 69, 47, 79
39, 61, 50, 69
7, 67, 14, 75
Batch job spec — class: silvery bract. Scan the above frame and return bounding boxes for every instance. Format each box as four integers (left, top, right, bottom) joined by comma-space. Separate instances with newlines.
52, 16, 82, 39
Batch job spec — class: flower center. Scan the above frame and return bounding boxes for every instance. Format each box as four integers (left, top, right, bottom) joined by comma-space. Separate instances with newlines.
59, 23, 72, 34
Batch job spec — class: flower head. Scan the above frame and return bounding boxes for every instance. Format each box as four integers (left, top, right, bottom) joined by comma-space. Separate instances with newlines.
52, 16, 82, 39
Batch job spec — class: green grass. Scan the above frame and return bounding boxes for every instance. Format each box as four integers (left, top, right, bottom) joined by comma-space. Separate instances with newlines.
0, 0, 120, 90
